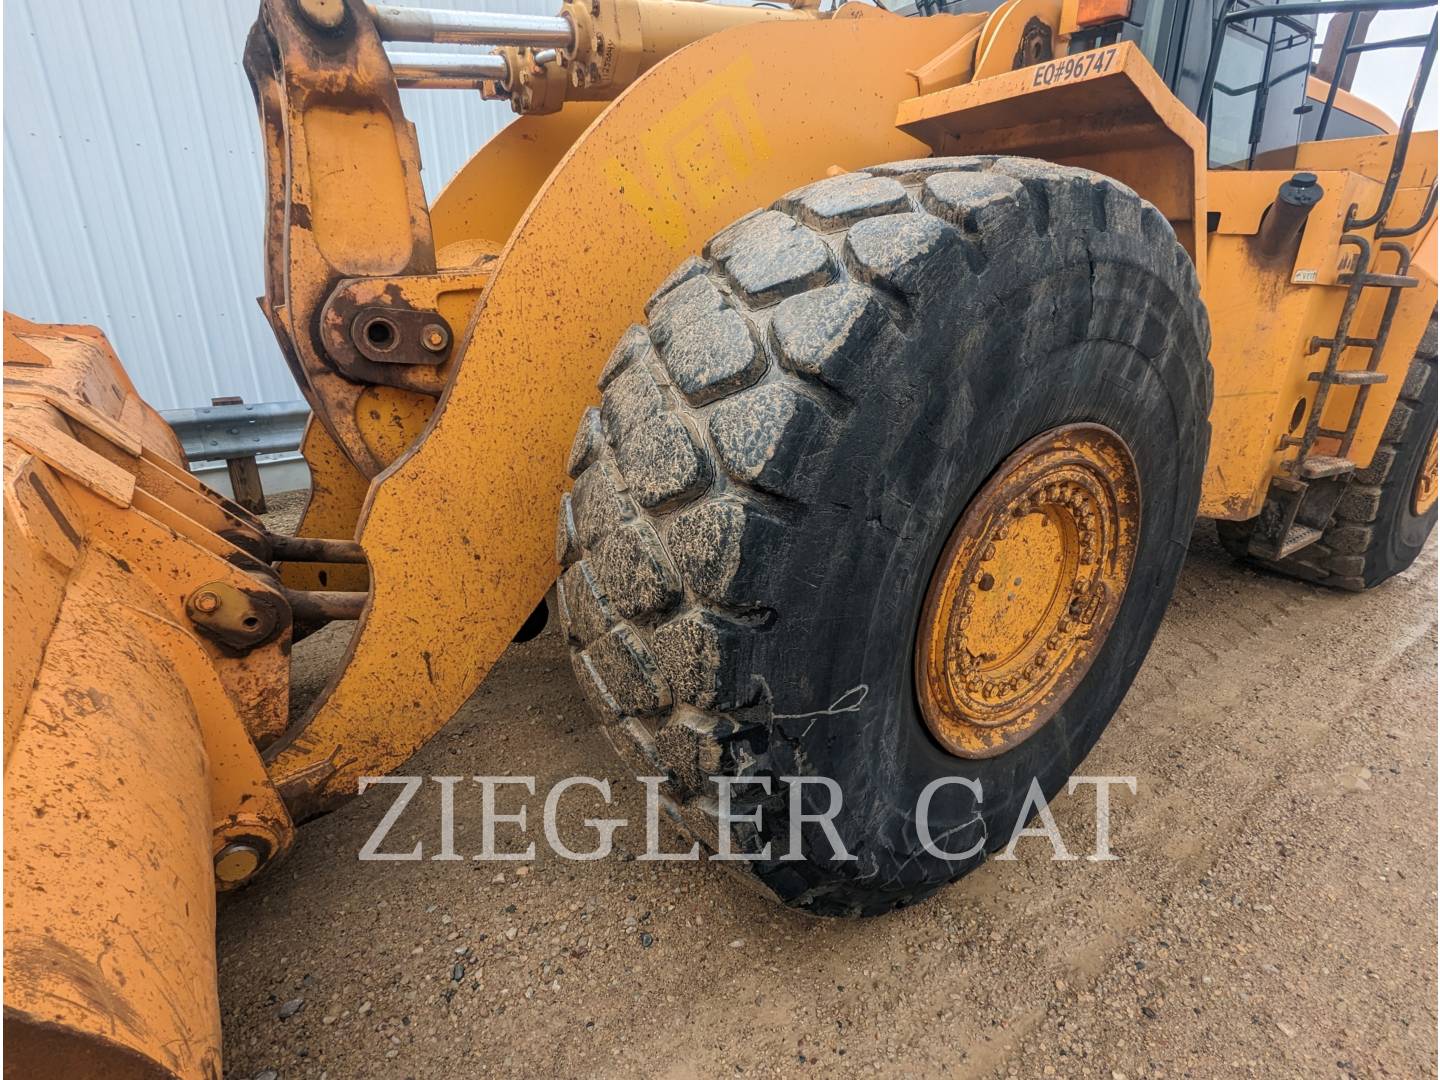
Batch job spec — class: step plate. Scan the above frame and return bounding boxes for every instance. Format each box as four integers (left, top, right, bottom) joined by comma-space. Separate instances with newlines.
1298, 455, 1356, 480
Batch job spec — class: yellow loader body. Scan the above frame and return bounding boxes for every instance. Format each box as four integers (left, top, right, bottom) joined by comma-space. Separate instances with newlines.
4, 0, 1434, 1075
4, 316, 294, 1078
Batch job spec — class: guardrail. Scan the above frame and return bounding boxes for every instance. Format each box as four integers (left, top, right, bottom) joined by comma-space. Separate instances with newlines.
162, 399, 310, 462
162, 398, 310, 512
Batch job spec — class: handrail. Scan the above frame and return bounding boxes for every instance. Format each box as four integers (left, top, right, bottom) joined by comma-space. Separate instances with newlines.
1197, 0, 1434, 123
1197, 0, 1436, 206
1347, 16, 1436, 231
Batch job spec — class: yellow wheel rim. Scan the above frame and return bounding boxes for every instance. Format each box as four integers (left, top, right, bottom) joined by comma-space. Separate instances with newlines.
915, 424, 1141, 759
1413, 430, 1438, 516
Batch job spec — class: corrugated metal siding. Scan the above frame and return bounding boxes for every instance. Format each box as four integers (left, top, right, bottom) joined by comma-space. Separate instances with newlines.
3, 0, 549, 410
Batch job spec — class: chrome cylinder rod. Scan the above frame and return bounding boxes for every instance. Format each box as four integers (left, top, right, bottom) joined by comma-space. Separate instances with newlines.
386, 49, 509, 86
367, 4, 574, 47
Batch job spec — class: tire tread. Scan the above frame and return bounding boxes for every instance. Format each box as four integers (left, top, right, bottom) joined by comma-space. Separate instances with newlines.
560, 156, 1211, 913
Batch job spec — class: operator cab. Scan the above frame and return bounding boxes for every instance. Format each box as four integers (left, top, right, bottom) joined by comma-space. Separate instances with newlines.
907, 0, 1432, 169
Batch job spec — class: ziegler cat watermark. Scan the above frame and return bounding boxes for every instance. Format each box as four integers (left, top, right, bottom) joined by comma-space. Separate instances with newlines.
356, 774, 1137, 864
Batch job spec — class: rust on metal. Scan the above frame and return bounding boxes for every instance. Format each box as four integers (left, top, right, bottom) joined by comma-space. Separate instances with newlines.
1415, 429, 1438, 515
915, 424, 1141, 759
321, 273, 483, 385
266, 533, 368, 564
262, 5, 957, 810
245, 0, 442, 476
3, 315, 296, 1078
277, 416, 374, 594
6, 0, 1435, 1072
186, 580, 287, 652
283, 587, 369, 623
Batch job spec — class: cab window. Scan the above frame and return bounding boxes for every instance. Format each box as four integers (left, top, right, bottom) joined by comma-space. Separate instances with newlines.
1195, 2, 1316, 167
1299, 99, 1386, 139
1208, 20, 1270, 164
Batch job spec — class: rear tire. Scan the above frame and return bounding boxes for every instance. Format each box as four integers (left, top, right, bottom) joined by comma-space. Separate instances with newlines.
556, 157, 1212, 915
1217, 315, 1437, 590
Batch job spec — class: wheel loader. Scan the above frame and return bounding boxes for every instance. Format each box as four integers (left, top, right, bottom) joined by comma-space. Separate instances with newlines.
4, 0, 1436, 1074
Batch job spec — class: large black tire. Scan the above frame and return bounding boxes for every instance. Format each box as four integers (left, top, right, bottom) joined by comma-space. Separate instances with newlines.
1217, 315, 1437, 590
556, 157, 1212, 915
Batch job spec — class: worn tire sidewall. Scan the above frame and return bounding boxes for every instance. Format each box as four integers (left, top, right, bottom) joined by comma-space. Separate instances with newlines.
1375, 364, 1438, 581
743, 233, 1208, 904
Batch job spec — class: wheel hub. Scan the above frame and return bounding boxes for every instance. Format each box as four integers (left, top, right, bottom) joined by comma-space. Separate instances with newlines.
916, 424, 1141, 759
1413, 429, 1437, 516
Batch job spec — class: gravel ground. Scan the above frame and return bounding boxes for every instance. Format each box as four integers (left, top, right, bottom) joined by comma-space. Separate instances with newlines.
220, 494, 1436, 1079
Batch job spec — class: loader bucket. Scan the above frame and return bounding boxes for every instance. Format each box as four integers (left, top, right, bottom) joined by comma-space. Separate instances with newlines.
3, 315, 294, 1080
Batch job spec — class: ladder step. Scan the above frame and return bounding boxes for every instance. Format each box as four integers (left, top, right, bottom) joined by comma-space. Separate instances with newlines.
1341, 272, 1419, 289
1308, 370, 1389, 386
1309, 336, 1380, 353
1298, 455, 1356, 479
1274, 524, 1325, 559
1283, 428, 1349, 449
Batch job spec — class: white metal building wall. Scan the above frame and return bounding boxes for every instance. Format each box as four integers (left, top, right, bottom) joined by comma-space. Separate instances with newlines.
3, 0, 550, 411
